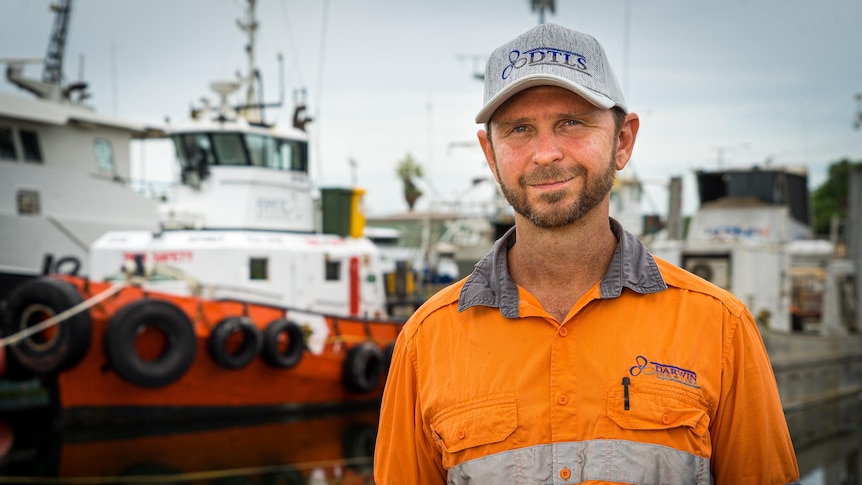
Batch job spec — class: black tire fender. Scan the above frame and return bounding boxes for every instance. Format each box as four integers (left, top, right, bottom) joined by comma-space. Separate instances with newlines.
104, 299, 196, 389
260, 319, 305, 369
2, 277, 92, 375
342, 343, 384, 394
53, 256, 81, 276
207, 316, 262, 370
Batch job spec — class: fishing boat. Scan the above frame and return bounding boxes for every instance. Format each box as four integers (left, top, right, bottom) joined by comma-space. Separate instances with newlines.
0, 0, 163, 303
0, 0, 406, 425
650, 165, 862, 412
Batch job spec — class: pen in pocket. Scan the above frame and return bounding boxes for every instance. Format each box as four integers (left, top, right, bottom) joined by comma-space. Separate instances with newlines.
622, 376, 630, 410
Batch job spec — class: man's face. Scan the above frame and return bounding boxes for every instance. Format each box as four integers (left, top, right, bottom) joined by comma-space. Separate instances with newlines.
478, 86, 626, 229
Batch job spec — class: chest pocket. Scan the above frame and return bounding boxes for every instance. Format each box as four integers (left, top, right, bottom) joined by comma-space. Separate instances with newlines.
605, 380, 711, 445
430, 394, 518, 468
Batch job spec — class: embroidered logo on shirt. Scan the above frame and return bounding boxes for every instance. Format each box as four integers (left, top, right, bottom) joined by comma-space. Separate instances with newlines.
629, 355, 699, 388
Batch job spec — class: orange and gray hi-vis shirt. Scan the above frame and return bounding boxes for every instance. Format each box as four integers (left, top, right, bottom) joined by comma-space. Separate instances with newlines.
374, 219, 800, 485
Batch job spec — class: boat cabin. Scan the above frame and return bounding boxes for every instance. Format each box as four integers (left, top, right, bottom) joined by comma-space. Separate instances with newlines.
651, 166, 858, 334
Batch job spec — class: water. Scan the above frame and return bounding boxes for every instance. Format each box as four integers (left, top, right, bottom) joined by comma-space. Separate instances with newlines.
0, 393, 858, 484
790, 392, 862, 485
0, 406, 378, 484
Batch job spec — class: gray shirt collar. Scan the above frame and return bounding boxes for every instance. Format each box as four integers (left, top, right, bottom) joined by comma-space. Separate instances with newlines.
458, 218, 668, 318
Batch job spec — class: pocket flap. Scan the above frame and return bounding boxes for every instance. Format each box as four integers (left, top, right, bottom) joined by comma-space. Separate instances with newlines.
431, 394, 518, 453
607, 382, 710, 437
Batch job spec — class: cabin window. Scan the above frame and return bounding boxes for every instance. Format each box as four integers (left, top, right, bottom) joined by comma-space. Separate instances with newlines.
325, 260, 341, 281
94, 138, 116, 173
16, 189, 40, 215
249, 257, 268, 280
245, 134, 274, 168
174, 133, 215, 184
19, 129, 42, 162
212, 133, 246, 166
281, 139, 308, 172
0, 126, 16, 160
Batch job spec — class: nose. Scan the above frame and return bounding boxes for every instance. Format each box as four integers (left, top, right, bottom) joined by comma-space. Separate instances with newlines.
531, 129, 564, 167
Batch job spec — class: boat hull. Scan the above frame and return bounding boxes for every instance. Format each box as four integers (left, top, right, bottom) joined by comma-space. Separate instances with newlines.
5, 276, 402, 425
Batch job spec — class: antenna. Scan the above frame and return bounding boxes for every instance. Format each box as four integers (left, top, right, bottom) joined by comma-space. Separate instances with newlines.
854, 93, 861, 130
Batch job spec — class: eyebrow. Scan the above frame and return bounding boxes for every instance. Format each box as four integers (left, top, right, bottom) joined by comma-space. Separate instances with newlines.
495, 109, 603, 128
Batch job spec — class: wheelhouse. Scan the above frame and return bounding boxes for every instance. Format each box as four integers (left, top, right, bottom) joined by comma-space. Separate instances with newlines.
172, 130, 308, 186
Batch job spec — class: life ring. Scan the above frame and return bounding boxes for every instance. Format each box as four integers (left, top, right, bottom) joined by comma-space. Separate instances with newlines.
2, 277, 92, 375
342, 343, 384, 394
208, 316, 262, 370
104, 299, 197, 388
261, 319, 305, 369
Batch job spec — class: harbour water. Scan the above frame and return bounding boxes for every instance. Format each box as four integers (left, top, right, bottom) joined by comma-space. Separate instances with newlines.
0, 391, 858, 484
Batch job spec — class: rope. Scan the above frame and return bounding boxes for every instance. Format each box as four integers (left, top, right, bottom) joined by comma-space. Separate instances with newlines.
0, 282, 127, 348
325, 334, 394, 345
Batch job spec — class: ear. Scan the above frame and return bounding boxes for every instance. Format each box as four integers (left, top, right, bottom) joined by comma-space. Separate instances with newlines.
477, 128, 500, 183
615, 113, 640, 171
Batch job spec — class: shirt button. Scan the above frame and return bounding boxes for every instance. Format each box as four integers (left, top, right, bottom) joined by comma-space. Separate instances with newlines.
558, 395, 568, 405
560, 467, 571, 480
662, 413, 671, 424
559, 327, 568, 337
457, 429, 466, 440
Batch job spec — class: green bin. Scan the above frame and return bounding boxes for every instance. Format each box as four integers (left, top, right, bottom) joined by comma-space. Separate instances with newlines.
321, 187, 355, 236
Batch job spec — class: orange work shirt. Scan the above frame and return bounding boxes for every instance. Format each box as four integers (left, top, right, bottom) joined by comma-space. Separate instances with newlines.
375, 220, 799, 485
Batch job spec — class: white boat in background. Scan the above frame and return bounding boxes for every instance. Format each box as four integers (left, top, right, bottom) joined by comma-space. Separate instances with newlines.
650, 165, 862, 411
75, 0, 394, 319
0, 0, 163, 301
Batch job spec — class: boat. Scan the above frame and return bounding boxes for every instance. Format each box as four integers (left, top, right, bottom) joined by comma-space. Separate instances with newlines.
650, 165, 862, 411
2, 273, 400, 425
0, 0, 407, 425
0, 0, 164, 302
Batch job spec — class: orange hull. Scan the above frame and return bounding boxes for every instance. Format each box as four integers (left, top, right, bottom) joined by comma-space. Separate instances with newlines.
10, 276, 403, 424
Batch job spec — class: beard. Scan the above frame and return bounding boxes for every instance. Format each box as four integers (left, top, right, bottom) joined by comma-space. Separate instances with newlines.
494, 145, 618, 229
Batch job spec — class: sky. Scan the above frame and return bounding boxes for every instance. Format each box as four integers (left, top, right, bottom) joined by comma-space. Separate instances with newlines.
2, 0, 861, 218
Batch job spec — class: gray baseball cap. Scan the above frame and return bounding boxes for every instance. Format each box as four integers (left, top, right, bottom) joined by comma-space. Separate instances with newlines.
475, 23, 627, 124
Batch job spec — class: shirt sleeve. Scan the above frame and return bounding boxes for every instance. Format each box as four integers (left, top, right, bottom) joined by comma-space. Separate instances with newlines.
374, 325, 447, 484
709, 307, 800, 484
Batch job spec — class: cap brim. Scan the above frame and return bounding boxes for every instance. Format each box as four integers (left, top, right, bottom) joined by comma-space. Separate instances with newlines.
474, 74, 617, 124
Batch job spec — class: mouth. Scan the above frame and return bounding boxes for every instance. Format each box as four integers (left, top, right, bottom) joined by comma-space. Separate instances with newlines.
530, 177, 573, 190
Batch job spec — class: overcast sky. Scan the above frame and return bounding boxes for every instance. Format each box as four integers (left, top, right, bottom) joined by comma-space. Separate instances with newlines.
2, 0, 861, 217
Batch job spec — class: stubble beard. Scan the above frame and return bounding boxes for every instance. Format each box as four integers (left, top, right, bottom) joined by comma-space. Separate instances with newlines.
493, 145, 618, 229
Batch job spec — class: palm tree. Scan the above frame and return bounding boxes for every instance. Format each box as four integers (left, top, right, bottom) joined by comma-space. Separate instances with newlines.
396, 154, 424, 212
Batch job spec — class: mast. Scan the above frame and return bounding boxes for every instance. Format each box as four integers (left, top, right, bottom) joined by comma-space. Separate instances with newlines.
4, 0, 87, 102
236, 0, 262, 123
43, 0, 72, 86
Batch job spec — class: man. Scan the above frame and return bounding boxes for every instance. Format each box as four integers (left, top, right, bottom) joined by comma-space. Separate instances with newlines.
374, 23, 800, 484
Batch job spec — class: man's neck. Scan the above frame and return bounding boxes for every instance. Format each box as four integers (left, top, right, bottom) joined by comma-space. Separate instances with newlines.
507, 213, 618, 321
